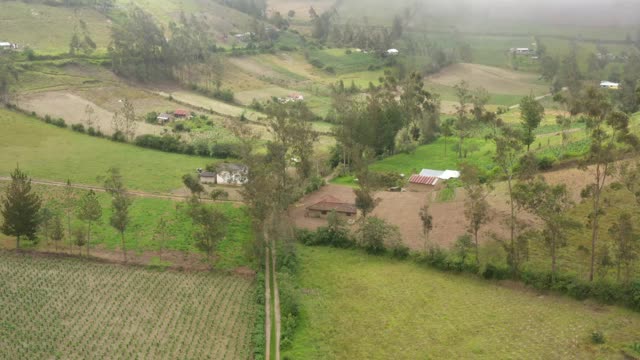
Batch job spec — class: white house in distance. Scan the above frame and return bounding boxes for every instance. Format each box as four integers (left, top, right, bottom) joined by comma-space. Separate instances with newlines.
408, 169, 461, 192
600, 81, 620, 90
198, 163, 248, 186
510, 47, 534, 55
0, 42, 17, 50
387, 48, 399, 56
419, 169, 461, 180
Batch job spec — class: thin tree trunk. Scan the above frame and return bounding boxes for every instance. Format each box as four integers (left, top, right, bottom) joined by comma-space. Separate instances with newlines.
87, 222, 91, 257
474, 229, 479, 265
507, 176, 516, 273
16, 235, 20, 250
551, 236, 557, 283
589, 166, 602, 282
121, 232, 127, 263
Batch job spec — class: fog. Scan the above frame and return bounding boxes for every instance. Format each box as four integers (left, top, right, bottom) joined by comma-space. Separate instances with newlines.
421, 0, 640, 26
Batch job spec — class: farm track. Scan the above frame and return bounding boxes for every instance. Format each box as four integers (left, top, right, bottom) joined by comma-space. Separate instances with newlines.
0, 177, 244, 205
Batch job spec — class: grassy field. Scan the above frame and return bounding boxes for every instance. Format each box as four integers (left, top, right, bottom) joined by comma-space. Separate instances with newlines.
0, 1, 112, 54
285, 246, 640, 359
0, 109, 212, 192
0, 251, 256, 359
0, 183, 253, 270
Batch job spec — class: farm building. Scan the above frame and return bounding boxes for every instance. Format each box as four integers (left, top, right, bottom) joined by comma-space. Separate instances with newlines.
306, 196, 357, 219
156, 113, 171, 124
387, 48, 399, 56
173, 109, 189, 118
600, 81, 620, 90
199, 171, 217, 185
407, 169, 460, 192
510, 47, 534, 55
0, 42, 17, 50
215, 163, 248, 186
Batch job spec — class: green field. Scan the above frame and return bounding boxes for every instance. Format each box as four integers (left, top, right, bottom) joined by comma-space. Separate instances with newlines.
285, 246, 640, 359
0, 183, 253, 270
0, 251, 256, 359
0, 109, 213, 192
0, 1, 112, 54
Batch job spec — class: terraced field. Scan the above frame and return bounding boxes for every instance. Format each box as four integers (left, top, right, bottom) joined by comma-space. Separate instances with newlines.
0, 251, 256, 359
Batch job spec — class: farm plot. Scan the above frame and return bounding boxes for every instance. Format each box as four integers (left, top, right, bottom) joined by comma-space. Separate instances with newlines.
285, 246, 640, 360
0, 109, 208, 192
426, 63, 548, 98
0, 251, 256, 359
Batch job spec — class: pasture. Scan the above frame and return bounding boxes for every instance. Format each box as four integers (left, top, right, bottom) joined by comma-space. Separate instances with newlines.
0, 1, 111, 54
285, 246, 640, 360
0, 251, 256, 359
0, 109, 210, 192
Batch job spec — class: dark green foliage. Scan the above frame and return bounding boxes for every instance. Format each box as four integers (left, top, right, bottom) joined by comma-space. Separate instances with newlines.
252, 273, 266, 360
1, 167, 42, 248
71, 123, 85, 133
591, 330, 606, 344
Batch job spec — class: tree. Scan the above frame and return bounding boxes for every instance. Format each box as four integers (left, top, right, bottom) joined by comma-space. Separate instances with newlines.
514, 177, 577, 280
120, 98, 137, 141
38, 205, 54, 246
0, 58, 19, 104
84, 104, 96, 129
77, 190, 102, 256
454, 234, 474, 263
556, 115, 572, 149
441, 118, 454, 156
152, 216, 173, 261
103, 168, 132, 262
182, 173, 205, 198
50, 214, 65, 252
187, 199, 228, 262
62, 179, 77, 251
493, 126, 526, 273
72, 227, 87, 255
453, 81, 474, 158
519, 94, 545, 151
1, 167, 42, 249
357, 216, 400, 254
539, 55, 559, 82
608, 213, 639, 284
461, 163, 491, 265
353, 150, 379, 219
419, 202, 433, 251
579, 86, 637, 281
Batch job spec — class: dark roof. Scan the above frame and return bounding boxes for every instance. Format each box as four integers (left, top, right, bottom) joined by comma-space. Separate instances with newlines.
307, 196, 357, 214
409, 175, 439, 186
199, 172, 216, 178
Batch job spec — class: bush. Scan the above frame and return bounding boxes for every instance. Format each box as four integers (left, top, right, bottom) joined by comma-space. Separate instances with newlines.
44, 115, 52, 124
71, 124, 85, 133
305, 176, 325, 194
52, 118, 67, 128
112, 131, 126, 142
591, 330, 606, 344
324, 66, 336, 74
391, 243, 410, 260
309, 58, 324, 68
145, 111, 158, 124
481, 263, 510, 280
86, 127, 97, 136
537, 155, 556, 170
211, 142, 241, 159
212, 88, 235, 103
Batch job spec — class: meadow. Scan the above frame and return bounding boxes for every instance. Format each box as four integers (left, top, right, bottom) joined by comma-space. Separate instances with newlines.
0, 251, 256, 359
0, 109, 212, 193
0, 1, 112, 54
284, 246, 640, 360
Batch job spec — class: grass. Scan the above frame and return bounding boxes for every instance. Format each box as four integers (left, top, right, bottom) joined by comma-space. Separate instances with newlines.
0, 251, 256, 359
0, 108, 213, 192
284, 246, 640, 359
0, 1, 112, 54
0, 183, 254, 270
308, 49, 385, 74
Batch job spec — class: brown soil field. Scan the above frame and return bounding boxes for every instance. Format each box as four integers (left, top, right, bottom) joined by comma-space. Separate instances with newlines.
18, 91, 166, 136
427, 63, 547, 95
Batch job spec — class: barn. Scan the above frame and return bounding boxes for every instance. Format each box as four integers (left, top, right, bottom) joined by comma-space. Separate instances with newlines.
306, 196, 357, 219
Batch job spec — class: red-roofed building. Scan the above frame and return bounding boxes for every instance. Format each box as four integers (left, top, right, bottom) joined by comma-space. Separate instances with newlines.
174, 109, 189, 118
305, 196, 357, 218
408, 175, 442, 192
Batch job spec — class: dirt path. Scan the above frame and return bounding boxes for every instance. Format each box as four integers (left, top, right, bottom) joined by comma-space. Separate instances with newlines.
265, 249, 272, 360
0, 177, 243, 205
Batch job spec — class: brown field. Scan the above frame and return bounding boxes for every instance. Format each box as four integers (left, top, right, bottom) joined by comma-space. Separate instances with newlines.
18, 91, 166, 136
427, 63, 548, 95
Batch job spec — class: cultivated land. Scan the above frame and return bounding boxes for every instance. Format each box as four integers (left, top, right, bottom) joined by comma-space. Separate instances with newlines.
0, 251, 256, 359
285, 246, 640, 360
0, 109, 209, 192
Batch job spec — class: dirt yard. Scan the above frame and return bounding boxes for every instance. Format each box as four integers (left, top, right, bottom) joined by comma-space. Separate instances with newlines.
427, 63, 548, 95
292, 165, 602, 250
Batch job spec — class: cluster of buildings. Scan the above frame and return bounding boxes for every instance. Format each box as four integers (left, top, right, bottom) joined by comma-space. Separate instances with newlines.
198, 163, 248, 186
156, 109, 190, 124
277, 93, 305, 104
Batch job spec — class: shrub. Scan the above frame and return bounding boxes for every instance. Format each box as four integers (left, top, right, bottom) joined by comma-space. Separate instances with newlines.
481, 263, 510, 280
211, 142, 241, 159
537, 155, 556, 170
629, 281, 640, 310
309, 58, 324, 68
145, 111, 158, 124
52, 118, 67, 128
86, 127, 97, 136
305, 176, 325, 194
591, 330, 606, 344
391, 243, 410, 260
111, 131, 126, 142
44, 115, 52, 123
324, 66, 336, 74
71, 124, 85, 133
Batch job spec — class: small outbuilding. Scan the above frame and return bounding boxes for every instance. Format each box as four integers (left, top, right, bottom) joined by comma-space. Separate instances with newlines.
407, 169, 460, 192
306, 196, 357, 218
199, 171, 217, 185
174, 109, 189, 118
157, 113, 171, 124
600, 81, 620, 90
0, 42, 16, 50
387, 48, 399, 56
